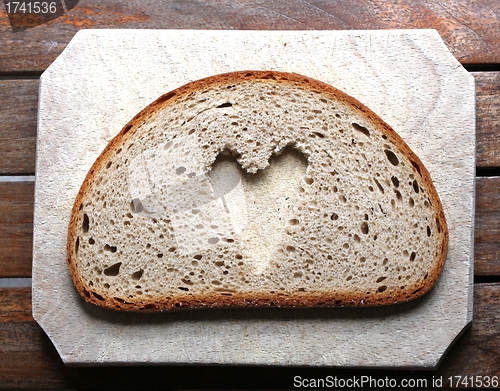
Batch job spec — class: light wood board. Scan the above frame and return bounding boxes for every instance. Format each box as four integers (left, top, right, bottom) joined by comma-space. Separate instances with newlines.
33, 29, 475, 368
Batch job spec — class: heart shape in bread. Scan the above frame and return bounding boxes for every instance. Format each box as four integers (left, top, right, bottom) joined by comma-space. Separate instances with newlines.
67, 71, 448, 311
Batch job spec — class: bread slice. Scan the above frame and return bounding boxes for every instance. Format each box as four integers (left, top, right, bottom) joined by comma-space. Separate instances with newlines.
67, 70, 448, 311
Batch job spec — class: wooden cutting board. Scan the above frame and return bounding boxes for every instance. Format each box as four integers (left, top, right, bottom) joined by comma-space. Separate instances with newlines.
33, 29, 475, 368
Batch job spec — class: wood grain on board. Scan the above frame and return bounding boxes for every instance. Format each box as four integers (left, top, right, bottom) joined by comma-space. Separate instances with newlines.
31, 29, 474, 367
1, 0, 500, 72
0, 284, 498, 388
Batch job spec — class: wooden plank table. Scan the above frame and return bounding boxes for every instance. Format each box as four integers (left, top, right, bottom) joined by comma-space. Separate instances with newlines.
1, 1, 499, 388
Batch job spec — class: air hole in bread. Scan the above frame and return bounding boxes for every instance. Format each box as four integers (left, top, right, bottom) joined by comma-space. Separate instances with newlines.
436, 217, 442, 233
131, 269, 143, 280
181, 278, 193, 286
391, 176, 399, 187
412, 287, 423, 295
410, 251, 416, 262
409, 197, 415, 207
412, 179, 420, 193
122, 124, 133, 135
75, 236, 80, 254
376, 276, 386, 283
82, 213, 89, 232
88, 237, 95, 245
104, 244, 117, 253
384, 149, 399, 166
156, 91, 176, 105
92, 291, 105, 301
410, 160, 422, 176
129, 198, 145, 214
352, 123, 370, 137
193, 254, 203, 260
330, 213, 339, 221
216, 102, 233, 108
208, 237, 219, 245
374, 178, 384, 193
427, 226, 431, 237
176, 167, 186, 175
378, 285, 387, 292
114, 297, 131, 304
157, 253, 163, 258
395, 190, 402, 201
361, 222, 369, 235
106, 161, 112, 169
294, 271, 303, 278
103, 262, 122, 276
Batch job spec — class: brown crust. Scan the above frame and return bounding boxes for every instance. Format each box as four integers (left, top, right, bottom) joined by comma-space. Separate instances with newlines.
67, 70, 448, 312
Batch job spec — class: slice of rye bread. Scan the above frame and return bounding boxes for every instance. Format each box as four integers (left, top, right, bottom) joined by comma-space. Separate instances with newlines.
67, 70, 448, 312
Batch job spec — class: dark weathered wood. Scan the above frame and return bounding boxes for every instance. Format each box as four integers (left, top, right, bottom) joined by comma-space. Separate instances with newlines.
0, 288, 75, 389
475, 176, 500, 276
0, 182, 34, 277
0, 284, 498, 388
1, 0, 500, 72
437, 283, 500, 382
0, 80, 38, 175
474, 72, 500, 168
